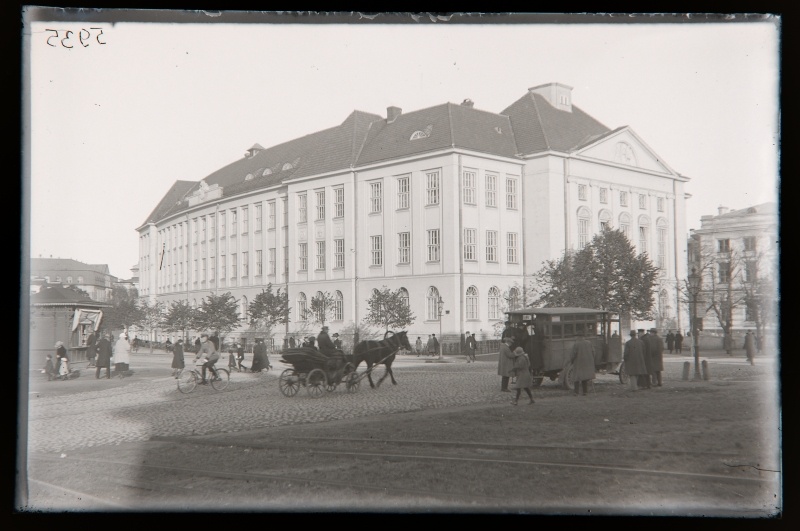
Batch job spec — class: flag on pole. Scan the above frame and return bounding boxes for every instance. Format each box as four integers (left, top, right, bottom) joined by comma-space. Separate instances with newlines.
159, 242, 166, 270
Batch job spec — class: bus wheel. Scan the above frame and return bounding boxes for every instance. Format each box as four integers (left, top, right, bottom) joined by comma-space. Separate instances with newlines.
561, 363, 576, 390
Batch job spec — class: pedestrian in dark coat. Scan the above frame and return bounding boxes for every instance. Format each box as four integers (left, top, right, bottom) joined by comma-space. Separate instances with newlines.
570, 333, 596, 396
210, 334, 220, 351
497, 337, 516, 392
251, 339, 269, 372
333, 333, 343, 350
640, 330, 653, 389
666, 330, 675, 353
86, 330, 97, 367
43, 355, 57, 381
515, 324, 531, 352
744, 332, 756, 365
647, 328, 665, 387
236, 342, 246, 370
501, 322, 516, 348
467, 333, 477, 362
95, 333, 112, 379
171, 339, 185, 377
510, 347, 535, 405
317, 326, 337, 355
623, 331, 647, 391
288, 336, 296, 349
674, 331, 683, 353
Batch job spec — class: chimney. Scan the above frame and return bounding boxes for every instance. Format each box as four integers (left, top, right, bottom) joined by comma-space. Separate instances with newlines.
461, 98, 474, 108
718, 205, 729, 216
387, 106, 402, 123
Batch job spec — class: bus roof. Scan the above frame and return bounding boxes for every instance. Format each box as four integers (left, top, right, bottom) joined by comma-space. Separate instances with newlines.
505, 307, 612, 316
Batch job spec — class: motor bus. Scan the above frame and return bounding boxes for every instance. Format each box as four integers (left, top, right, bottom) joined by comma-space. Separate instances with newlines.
504, 307, 625, 389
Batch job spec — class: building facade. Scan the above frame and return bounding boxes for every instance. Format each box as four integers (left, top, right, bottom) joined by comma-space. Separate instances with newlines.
30, 257, 118, 302
137, 83, 690, 343
687, 203, 778, 342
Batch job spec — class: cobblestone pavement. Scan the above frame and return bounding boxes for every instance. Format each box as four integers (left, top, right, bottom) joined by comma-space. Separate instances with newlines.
25, 353, 778, 454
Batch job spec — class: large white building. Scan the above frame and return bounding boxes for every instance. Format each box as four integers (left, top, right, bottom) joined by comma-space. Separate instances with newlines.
137, 82, 690, 344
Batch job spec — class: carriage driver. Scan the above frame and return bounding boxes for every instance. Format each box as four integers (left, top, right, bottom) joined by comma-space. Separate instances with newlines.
195, 333, 220, 385
317, 326, 337, 356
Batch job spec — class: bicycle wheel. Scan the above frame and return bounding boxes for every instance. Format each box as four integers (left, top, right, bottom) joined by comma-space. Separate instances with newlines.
177, 370, 198, 394
210, 368, 230, 391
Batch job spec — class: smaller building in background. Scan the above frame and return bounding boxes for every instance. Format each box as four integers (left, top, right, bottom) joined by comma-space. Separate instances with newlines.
30, 257, 118, 302
687, 202, 778, 348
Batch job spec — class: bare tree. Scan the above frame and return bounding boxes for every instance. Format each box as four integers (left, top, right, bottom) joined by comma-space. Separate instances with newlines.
304, 291, 337, 328
740, 243, 779, 352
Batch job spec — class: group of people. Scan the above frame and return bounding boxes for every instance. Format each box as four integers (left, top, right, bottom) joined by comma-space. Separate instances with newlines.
172, 335, 273, 381
413, 334, 440, 357
287, 329, 343, 353
665, 330, 684, 354
46, 329, 132, 381
622, 328, 665, 391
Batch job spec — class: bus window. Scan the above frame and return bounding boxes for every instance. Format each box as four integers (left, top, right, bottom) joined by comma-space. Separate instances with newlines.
551, 324, 562, 337
587, 323, 598, 335
563, 323, 575, 337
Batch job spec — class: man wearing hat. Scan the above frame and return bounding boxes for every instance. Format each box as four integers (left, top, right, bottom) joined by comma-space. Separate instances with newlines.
317, 325, 336, 356
646, 328, 665, 387
194, 333, 220, 384
95, 332, 113, 379
497, 336, 516, 392
332, 333, 342, 351
623, 330, 647, 391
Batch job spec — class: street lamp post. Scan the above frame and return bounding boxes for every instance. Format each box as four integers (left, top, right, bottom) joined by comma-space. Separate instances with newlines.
437, 296, 444, 360
688, 267, 702, 380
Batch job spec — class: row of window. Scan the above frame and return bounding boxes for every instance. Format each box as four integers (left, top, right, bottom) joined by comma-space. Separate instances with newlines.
578, 184, 666, 212
576, 210, 669, 270
718, 237, 758, 253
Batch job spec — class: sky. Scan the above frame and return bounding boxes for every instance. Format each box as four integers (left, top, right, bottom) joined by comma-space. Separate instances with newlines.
24, 12, 781, 280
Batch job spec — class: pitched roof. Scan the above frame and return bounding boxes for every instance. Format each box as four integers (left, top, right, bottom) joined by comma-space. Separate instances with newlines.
357, 103, 518, 165
140, 180, 197, 226
501, 92, 610, 154
30, 258, 111, 275
715, 202, 777, 219
31, 285, 111, 307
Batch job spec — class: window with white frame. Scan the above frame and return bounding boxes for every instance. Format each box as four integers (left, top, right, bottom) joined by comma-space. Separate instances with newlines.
231, 253, 237, 278
334, 291, 344, 321
426, 286, 441, 321
193, 220, 198, 244
638, 193, 647, 209
426, 170, 440, 205
486, 230, 497, 262
316, 241, 326, 270
397, 176, 409, 209
578, 184, 587, 201
209, 215, 215, 239
398, 232, 410, 264
464, 228, 477, 261
657, 197, 665, 212
718, 262, 731, 283
283, 246, 288, 274
242, 251, 249, 276
486, 174, 497, 207
506, 178, 518, 209
316, 190, 325, 220
231, 210, 238, 235
268, 202, 276, 229
210, 256, 215, 281
221, 254, 226, 279
466, 286, 479, 320
266, 249, 274, 275
599, 210, 612, 231
399, 288, 410, 308
220, 212, 226, 238
298, 194, 307, 223
334, 239, 344, 269
638, 225, 649, 255
282, 198, 288, 226
657, 221, 667, 270
201, 258, 206, 282
334, 187, 344, 218
371, 236, 383, 266
600, 187, 608, 204
743, 236, 757, 252
256, 249, 263, 276
488, 286, 501, 320
255, 204, 262, 231
619, 213, 631, 239
463, 170, 476, 204
201, 217, 207, 241
297, 293, 307, 321
299, 243, 308, 271
427, 229, 440, 262
620, 191, 629, 207
242, 207, 249, 233
718, 239, 731, 252
240, 297, 248, 322
507, 233, 518, 263
370, 181, 382, 213
578, 208, 590, 249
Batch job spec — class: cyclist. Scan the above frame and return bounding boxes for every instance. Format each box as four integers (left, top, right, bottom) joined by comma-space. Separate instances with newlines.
195, 333, 220, 385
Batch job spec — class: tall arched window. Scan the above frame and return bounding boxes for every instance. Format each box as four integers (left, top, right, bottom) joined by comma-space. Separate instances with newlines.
315, 291, 325, 323
659, 289, 670, 318
334, 291, 344, 321
297, 292, 307, 321
466, 286, 479, 320
426, 287, 440, 321
240, 296, 248, 322
508, 287, 521, 311
619, 212, 631, 239
577, 207, 591, 249
638, 215, 650, 256
398, 288, 410, 308
488, 286, 501, 320
599, 209, 612, 231
657, 218, 668, 271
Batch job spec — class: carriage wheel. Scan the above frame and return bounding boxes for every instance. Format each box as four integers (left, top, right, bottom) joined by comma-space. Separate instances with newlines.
530, 369, 544, 388
307, 369, 327, 398
279, 369, 301, 397
561, 362, 576, 390
345, 370, 361, 393
325, 373, 338, 393
618, 361, 630, 385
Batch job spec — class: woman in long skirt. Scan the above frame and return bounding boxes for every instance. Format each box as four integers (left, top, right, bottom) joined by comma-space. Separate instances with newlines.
510, 347, 535, 405
172, 339, 185, 378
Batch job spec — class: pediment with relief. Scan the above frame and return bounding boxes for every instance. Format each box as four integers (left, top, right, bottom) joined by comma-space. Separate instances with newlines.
186, 180, 223, 207
575, 128, 674, 175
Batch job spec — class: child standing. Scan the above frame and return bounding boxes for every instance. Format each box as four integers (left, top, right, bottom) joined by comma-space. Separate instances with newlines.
510, 347, 535, 405
43, 354, 56, 381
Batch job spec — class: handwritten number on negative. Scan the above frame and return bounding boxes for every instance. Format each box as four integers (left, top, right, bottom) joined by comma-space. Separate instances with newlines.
45, 28, 107, 48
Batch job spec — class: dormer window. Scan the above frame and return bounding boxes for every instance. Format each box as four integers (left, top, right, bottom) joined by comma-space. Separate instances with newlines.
410, 125, 433, 140
282, 162, 293, 171
245, 173, 254, 181
262, 168, 272, 176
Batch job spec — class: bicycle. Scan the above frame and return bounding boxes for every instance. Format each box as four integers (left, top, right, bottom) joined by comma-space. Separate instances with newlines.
177, 360, 230, 393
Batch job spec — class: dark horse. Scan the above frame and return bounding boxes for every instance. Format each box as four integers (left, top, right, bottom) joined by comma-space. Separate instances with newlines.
352, 330, 412, 388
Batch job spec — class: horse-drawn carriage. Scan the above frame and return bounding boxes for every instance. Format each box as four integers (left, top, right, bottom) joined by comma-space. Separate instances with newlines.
278, 347, 358, 398
277, 330, 413, 397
